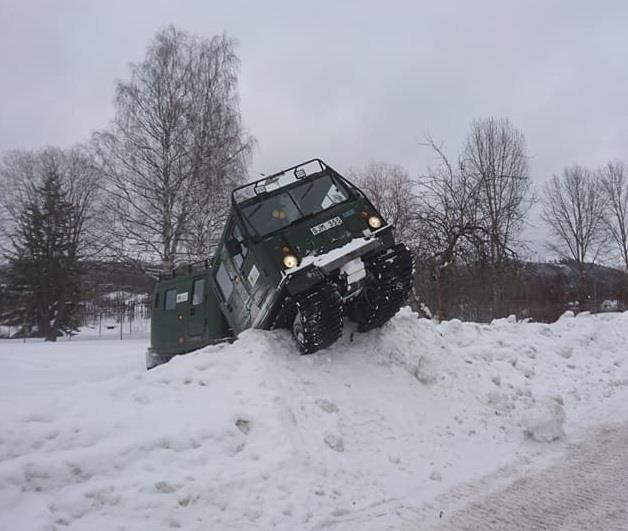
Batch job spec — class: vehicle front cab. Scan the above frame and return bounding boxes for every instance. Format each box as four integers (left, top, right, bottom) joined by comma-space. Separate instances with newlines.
214, 159, 395, 333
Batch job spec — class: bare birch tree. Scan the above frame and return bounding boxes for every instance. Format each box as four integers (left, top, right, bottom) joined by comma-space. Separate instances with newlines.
461, 117, 532, 313
542, 165, 607, 301
601, 161, 628, 271
462, 117, 532, 263
415, 139, 485, 319
93, 26, 254, 272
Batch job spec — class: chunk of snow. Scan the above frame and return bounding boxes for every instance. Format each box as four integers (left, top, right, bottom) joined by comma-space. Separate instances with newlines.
315, 398, 339, 413
600, 299, 620, 312
414, 355, 437, 384
487, 391, 514, 413
557, 346, 573, 359
323, 433, 344, 452
419, 302, 433, 319
522, 399, 566, 442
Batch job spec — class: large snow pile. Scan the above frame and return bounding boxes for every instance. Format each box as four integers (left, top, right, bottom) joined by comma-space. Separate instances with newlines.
2, 310, 628, 530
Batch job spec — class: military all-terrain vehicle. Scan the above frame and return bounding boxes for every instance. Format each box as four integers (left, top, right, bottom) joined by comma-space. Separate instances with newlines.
146, 159, 413, 369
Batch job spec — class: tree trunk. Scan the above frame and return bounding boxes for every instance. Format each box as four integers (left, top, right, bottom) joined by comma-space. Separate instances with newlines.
41, 315, 56, 342
577, 262, 587, 309
435, 268, 449, 321
491, 263, 501, 318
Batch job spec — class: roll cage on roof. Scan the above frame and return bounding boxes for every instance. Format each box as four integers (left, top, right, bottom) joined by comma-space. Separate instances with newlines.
229, 158, 374, 243
232, 159, 338, 206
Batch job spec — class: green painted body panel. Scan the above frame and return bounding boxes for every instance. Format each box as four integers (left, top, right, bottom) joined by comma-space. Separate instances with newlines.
150, 271, 231, 357
148, 159, 393, 363
213, 196, 378, 335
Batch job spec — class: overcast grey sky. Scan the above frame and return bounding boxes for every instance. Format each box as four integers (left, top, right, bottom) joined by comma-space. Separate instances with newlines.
1, 0, 627, 253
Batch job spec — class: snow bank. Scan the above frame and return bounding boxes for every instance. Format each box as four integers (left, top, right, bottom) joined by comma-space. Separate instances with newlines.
1, 310, 628, 530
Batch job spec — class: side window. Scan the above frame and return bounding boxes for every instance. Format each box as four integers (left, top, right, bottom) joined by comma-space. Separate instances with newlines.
232, 224, 249, 270
215, 262, 233, 300
192, 278, 205, 306
164, 289, 177, 310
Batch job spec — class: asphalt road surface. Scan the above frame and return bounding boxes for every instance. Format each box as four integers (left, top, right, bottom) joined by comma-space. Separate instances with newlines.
424, 423, 628, 531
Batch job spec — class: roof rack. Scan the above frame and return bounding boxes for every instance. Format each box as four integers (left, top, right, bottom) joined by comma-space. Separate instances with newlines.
232, 158, 329, 205
158, 257, 214, 281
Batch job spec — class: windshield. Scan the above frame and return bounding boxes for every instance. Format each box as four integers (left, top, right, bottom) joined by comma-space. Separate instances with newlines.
240, 174, 350, 237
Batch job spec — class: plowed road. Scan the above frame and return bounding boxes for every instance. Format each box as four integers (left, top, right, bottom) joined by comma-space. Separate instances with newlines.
424, 424, 628, 531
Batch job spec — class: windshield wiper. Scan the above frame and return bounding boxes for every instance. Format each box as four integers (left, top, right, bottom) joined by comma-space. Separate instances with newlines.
295, 181, 316, 204
245, 202, 265, 220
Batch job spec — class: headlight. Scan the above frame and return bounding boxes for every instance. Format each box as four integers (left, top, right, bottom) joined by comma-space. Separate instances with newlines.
282, 254, 298, 268
368, 215, 382, 229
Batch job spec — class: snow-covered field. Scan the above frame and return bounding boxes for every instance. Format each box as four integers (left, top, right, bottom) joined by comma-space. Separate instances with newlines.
1, 310, 628, 530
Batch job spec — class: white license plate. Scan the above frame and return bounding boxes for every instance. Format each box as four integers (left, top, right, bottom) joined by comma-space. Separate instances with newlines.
310, 216, 343, 235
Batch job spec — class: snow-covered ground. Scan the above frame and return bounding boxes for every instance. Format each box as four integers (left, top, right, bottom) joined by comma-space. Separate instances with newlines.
1, 310, 628, 530
77, 317, 150, 339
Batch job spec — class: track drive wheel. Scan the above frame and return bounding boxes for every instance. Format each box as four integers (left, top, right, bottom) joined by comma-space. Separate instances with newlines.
349, 243, 414, 332
292, 281, 343, 354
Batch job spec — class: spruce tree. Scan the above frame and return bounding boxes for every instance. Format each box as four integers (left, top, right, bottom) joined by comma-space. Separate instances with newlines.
6, 170, 81, 340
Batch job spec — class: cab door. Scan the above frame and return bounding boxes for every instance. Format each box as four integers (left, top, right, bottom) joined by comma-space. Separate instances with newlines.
187, 275, 208, 344
228, 223, 265, 320
213, 244, 251, 334
153, 281, 190, 355
214, 215, 277, 333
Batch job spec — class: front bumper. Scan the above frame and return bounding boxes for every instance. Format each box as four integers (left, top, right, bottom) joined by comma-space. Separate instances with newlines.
283, 225, 394, 296
253, 226, 395, 330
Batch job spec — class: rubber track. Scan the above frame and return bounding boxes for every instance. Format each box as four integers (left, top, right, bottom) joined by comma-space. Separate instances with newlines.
295, 281, 343, 354
355, 243, 414, 333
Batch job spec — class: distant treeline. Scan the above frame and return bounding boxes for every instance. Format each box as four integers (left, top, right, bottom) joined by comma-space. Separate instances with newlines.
413, 259, 628, 323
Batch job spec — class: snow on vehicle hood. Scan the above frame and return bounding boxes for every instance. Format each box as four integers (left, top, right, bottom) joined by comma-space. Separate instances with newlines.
283, 230, 384, 276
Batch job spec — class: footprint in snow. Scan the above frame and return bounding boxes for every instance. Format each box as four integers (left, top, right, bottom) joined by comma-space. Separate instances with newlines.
316, 399, 339, 414
133, 393, 150, 405
323, 433, 344, 452
235, 418, 251, 434
155, 481, 179, 493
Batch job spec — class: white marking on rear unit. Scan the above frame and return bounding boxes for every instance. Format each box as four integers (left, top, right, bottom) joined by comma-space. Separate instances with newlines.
176, 292, 189, 304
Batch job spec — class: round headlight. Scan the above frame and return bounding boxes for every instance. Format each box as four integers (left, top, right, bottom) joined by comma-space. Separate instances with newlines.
368, 215, 382, 229
282, 254, 298, 269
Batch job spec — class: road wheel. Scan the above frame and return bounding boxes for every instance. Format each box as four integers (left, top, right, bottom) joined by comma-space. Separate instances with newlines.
292, 312, 308, 354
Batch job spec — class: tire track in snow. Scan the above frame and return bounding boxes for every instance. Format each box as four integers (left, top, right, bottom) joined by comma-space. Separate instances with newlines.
426, 424, 628, 531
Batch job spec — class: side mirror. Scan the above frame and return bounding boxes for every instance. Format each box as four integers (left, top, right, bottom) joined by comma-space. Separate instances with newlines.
226, 238, 242, 256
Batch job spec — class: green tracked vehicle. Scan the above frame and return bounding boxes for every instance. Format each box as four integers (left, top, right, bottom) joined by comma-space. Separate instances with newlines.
146, 159, 413, 369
